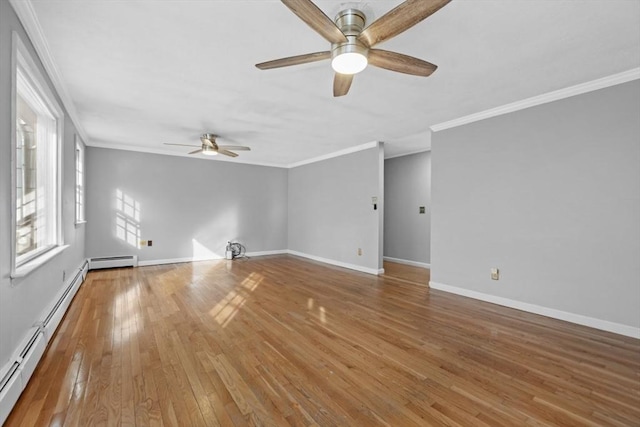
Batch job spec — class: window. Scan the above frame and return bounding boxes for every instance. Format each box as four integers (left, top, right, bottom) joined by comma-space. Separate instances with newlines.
75, 136, 85, 224
12, 33, 64, 274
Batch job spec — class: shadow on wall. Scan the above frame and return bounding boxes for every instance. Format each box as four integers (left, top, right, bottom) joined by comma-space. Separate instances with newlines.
193, 204, 241, 257
115, 189, 141, 248
192, 239, 222, 260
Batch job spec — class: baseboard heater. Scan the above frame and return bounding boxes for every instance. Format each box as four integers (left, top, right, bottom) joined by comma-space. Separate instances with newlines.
89, 255, 138, 270
0, 259, 89, 425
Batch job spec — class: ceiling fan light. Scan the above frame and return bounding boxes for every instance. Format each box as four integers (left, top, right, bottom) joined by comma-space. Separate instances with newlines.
202, 146, 218, 156
331, 38, 368, 75
331, 52, 368, 75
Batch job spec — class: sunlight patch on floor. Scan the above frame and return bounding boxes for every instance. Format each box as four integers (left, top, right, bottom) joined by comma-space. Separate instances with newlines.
113, 285, 141, 344
209, 271, 264, 327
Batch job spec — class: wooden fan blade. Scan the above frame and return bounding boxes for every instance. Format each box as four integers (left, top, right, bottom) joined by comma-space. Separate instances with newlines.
189, 149, 203, 155
358, 0, 451, 47
256, 51, 330, 70
218, 145, 251, 151
281, 0, 347, 44
368, 49, 437, 76
333, 73, 353, 97
164, 143, 201, 147
218, 149, 239, 158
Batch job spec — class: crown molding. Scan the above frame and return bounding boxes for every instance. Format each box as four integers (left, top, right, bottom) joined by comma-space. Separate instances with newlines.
9, 0, 90, 144
88, 140, 383, 169
87, 141, 287, 169
384, 147, 431, 160
287, 141, 379, 168
431, 68, 640, 133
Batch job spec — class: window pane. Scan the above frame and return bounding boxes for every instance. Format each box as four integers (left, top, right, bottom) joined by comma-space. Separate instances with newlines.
16, 95, 39, 257
15, 75, 58, 263
75, 143, 85, 222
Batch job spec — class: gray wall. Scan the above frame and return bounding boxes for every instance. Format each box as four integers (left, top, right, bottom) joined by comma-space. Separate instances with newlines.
288, 145, 384, 271
0, 1, 86, 368
86, 147, 288, 261
431, 80, 640, 329
384, 151, 431, 264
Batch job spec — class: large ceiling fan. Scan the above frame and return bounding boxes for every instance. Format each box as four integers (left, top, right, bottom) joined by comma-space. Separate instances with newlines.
256, 0, 450, 97
164, 134, 250, 158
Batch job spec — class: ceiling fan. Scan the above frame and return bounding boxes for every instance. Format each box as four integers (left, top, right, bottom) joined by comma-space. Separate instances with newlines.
255, 0, 450, 97
164, 134, 251, 158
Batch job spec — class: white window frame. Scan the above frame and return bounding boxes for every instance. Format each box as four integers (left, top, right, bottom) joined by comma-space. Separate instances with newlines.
75, 135, 86, 225
10, 32, 65, 278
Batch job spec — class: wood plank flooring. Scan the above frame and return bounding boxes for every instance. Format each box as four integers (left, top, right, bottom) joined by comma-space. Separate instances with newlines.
5, 255, 639, 426
382, 261, 430, 285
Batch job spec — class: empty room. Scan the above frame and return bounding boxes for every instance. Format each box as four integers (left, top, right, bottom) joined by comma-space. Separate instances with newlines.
1, 0, 639, 425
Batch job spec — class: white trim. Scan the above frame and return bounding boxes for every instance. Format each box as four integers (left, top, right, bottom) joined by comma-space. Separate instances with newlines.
8, 0, 90, 145
89, 140, 383, 170
245, 250, 288, 257
383, 256, 430, 269
287, 250, 383, 275
10, 245, 70, 279
428, 281, 640, 339
137, 250, 288, 267
430, 68, 640, 132
74, 135, 86, 223
384, 148, 431, 160
11, 32, 65, 277
287, 141, 379, 168
88, 255, 137, 270
138, 256, 219, 267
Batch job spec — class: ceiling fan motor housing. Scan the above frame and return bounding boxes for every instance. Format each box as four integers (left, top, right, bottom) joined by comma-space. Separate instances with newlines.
202, 133, 218, 143
331, 9, 368, 72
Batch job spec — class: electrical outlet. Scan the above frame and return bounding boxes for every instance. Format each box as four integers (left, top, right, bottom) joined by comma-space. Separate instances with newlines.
419, 206, 426, 214
357, 248, 362, 256
140, 240, 147, 246
148, 240, 153, 247
491, 268, 500, 280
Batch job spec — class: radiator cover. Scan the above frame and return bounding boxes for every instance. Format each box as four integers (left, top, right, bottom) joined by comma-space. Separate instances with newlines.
89, 255, 138, 270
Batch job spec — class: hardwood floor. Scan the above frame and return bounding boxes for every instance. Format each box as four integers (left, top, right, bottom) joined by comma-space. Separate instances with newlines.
382, 260, 430, 285
6, 255, 639, 426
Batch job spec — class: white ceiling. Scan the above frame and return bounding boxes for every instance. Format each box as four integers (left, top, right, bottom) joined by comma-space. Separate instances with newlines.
24, 0, 640, 167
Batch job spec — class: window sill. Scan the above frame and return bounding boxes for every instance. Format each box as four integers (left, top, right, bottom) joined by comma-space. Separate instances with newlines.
11, 245, 70, 279
75, 220, 87, 227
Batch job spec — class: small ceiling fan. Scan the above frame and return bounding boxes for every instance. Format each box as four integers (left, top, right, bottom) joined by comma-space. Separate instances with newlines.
256, 0, 450, 97
164, 134, 251, 158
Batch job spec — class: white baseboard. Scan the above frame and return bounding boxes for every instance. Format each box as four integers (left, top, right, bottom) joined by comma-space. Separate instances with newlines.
429, 281, 640, 339
383, 256, 431, 269
245, 250, 288, 257
287, 250, 384, 275
136, 250, 384, 275
138, 256, 221, 266
137, 250, 289, 267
